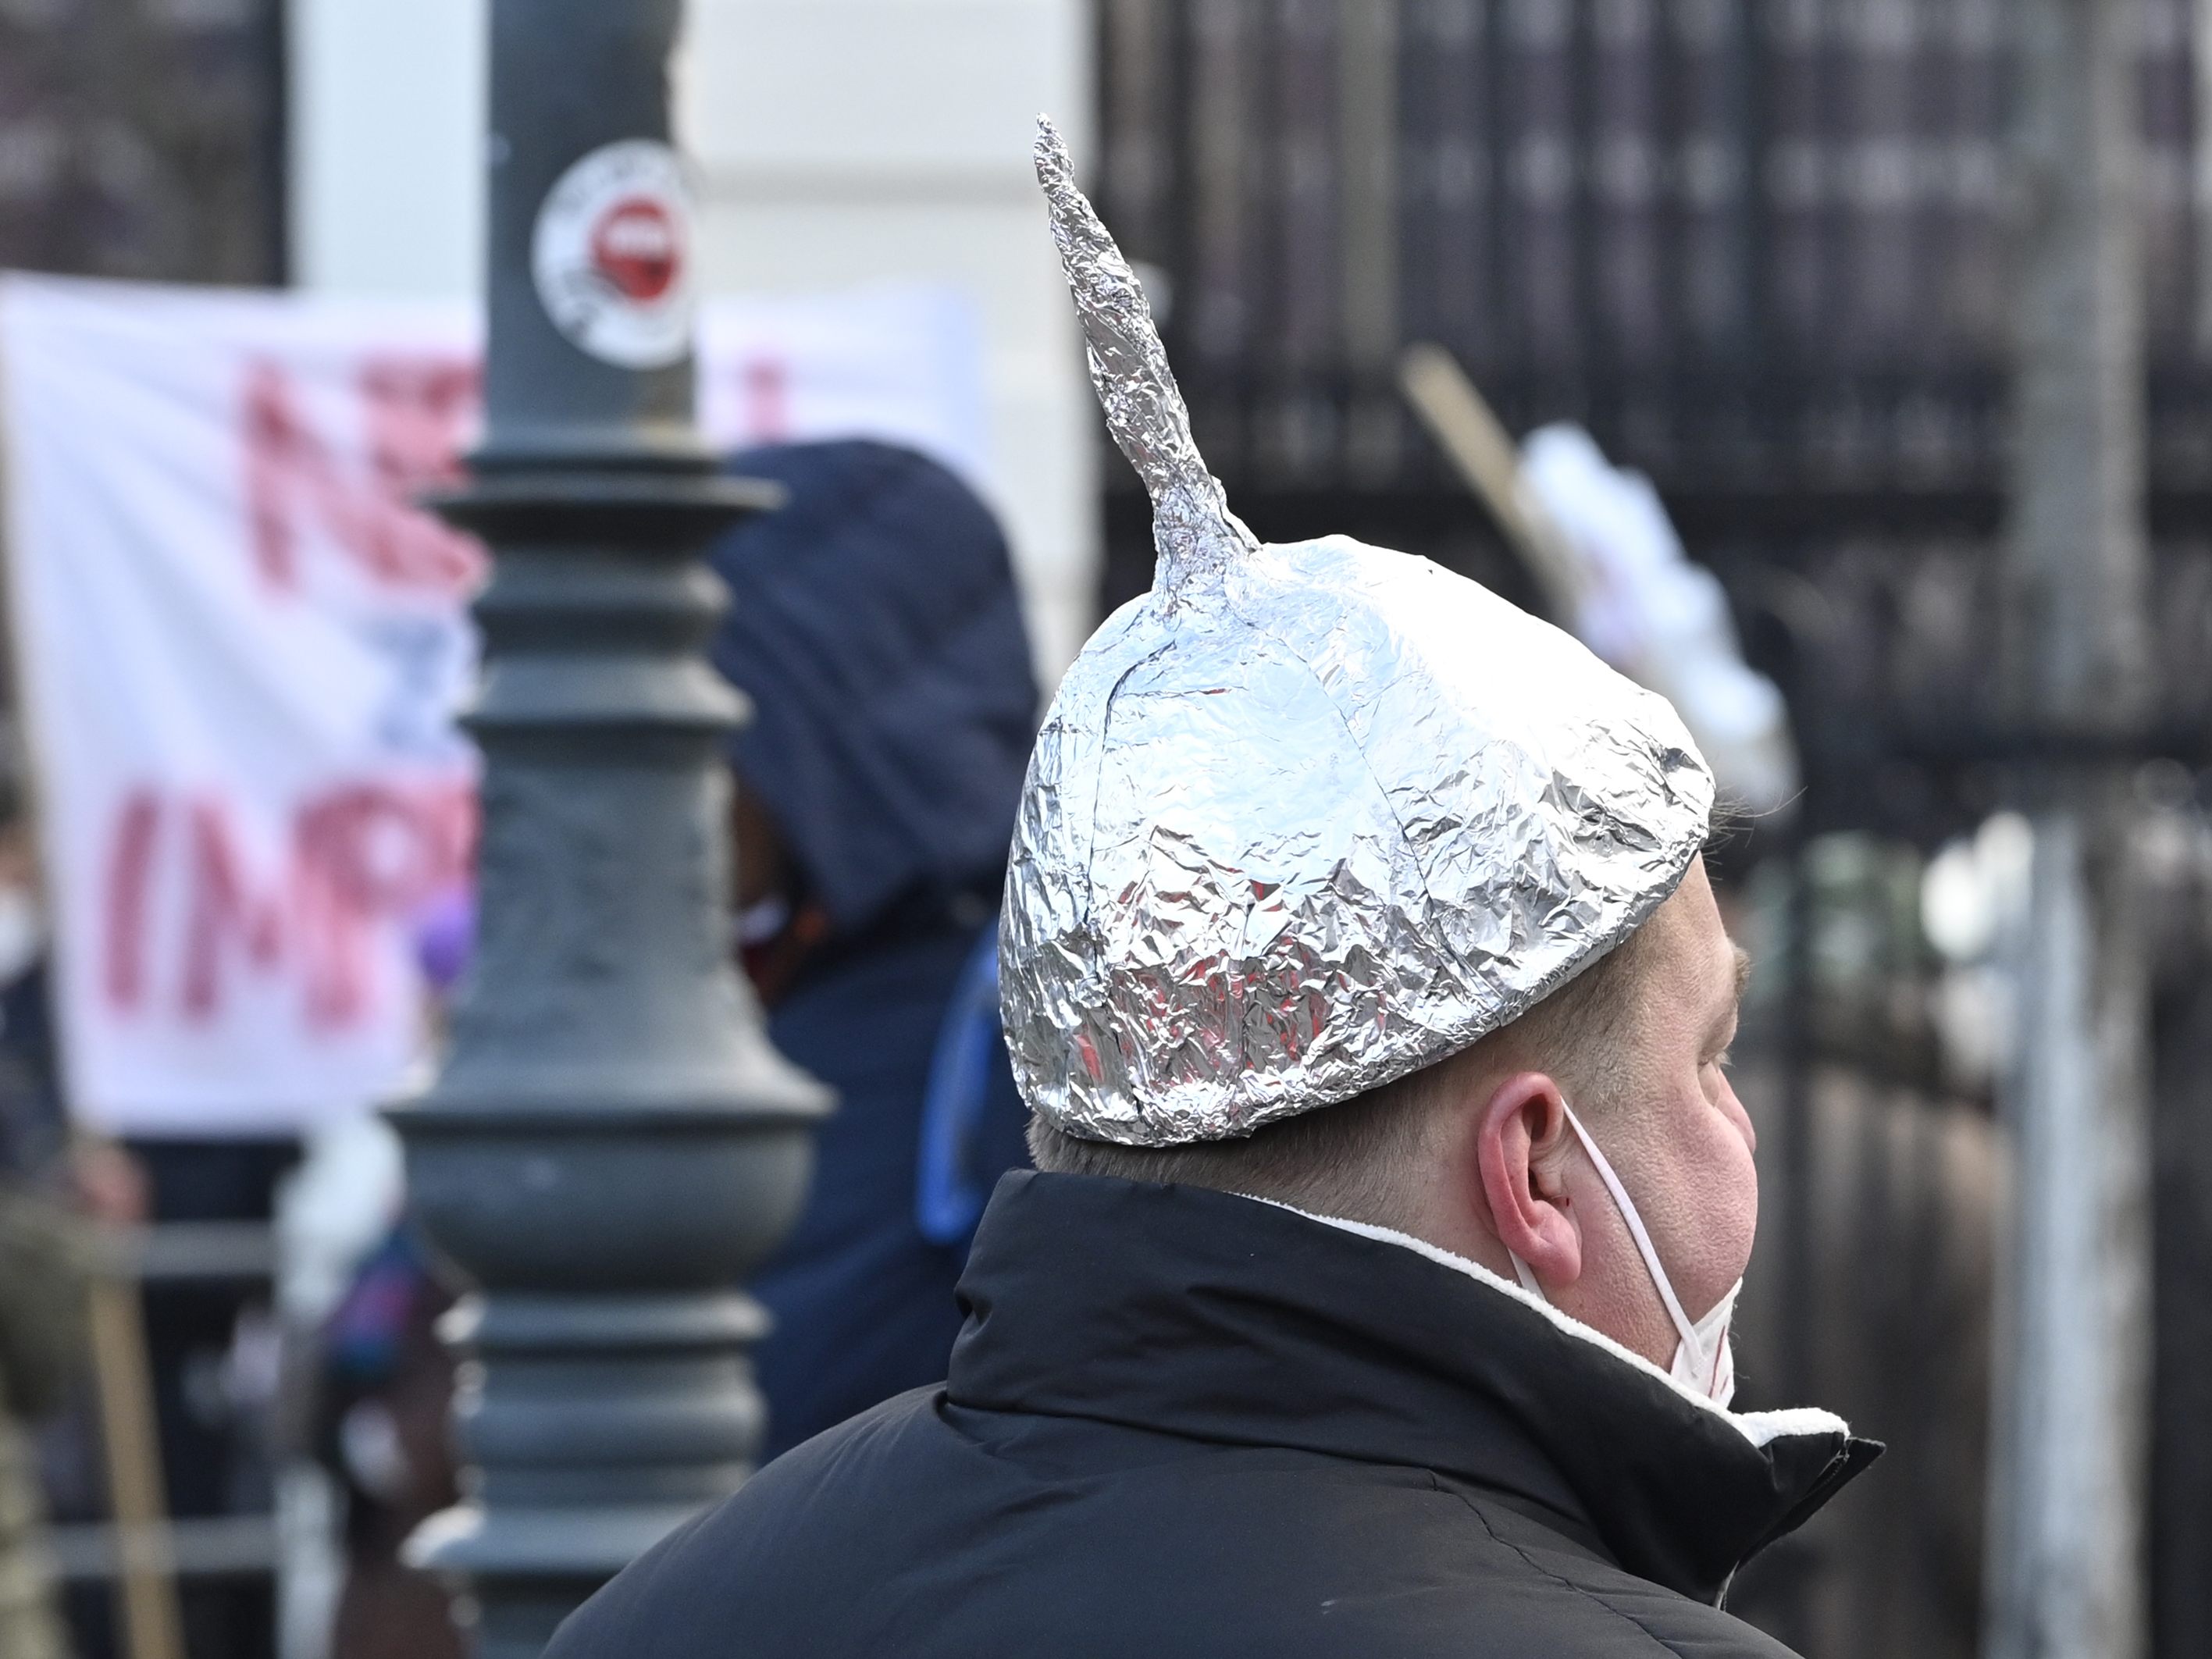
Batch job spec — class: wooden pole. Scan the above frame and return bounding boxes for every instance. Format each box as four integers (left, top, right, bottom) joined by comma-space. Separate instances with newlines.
1986, 2, 2153, 1656
86, 1258, 184, 1659
1395, 342, 1587, 622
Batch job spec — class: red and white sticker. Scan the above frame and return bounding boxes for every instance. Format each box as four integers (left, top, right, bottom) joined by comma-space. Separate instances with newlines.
531, 140, 696, 370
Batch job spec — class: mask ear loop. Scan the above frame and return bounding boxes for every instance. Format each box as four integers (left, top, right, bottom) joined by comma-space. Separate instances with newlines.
1557, 1102, 1703, 1362
1508, 1251, 1545, 1299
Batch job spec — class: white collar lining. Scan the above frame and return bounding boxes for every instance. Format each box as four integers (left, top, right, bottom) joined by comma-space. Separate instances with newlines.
1244, 1194, 1849, 1451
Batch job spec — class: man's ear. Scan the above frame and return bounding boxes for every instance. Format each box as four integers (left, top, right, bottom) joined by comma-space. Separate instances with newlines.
1474, 1071, 1583, 1289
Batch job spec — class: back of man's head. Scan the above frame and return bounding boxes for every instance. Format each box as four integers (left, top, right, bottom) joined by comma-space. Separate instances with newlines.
1027, 899, 1662, 1234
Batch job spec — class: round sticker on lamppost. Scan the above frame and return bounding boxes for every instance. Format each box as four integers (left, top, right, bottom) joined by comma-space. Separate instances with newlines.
531, 140, 696, 369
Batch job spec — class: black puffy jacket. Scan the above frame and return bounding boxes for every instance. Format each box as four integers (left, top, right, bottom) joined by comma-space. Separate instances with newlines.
548, 1171, 1879, 1658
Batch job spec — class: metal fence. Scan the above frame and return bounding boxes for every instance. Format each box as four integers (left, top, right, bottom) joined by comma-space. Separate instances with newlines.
1099, 0, 2212, 507
1098, 5, 2212, 1658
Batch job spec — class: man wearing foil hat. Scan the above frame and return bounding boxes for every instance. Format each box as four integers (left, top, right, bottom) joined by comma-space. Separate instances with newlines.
547, 120, 1876, 1659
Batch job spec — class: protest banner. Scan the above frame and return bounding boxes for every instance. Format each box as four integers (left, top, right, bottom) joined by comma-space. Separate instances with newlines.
0, 276, 985, 1135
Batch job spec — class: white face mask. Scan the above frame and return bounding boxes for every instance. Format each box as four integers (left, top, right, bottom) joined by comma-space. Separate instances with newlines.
1508, 1101, 1740, 1407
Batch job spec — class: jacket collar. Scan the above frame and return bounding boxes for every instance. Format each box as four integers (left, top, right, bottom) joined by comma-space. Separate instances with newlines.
949, 1170, 1879, 1607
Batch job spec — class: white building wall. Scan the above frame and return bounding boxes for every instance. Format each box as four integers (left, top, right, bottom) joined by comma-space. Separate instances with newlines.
676, 0, 1097, 680
286, 0, 486, 297
285, 0, 1098, 685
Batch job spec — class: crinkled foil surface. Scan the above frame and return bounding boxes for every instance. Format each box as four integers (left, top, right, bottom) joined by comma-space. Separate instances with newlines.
1006, 122, 1715, 1146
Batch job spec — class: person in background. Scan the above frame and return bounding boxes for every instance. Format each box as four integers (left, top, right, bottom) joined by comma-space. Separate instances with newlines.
0, 1180, 84, 1659
0, 748, 141, 1659
315, 1219, 458, 1659
0, 1132, 87, 1659
309, 890, 471, 1659
707, 437, 1038, 1459
308, 440, 1036, 1659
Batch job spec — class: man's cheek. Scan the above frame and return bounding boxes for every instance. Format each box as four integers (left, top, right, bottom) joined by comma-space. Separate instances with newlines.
1685, 1113, 1760, 1283
1718, 1133, 1760, 1276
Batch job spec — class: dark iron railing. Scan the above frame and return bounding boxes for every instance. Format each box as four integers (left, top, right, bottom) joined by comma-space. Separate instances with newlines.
1101, 0, 2209, 504
1099, 6, 2212, 1658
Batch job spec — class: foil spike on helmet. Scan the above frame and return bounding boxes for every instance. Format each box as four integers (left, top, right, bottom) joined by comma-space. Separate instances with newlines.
1005, 120, 1717, 1148
1033, 116, 1256, 598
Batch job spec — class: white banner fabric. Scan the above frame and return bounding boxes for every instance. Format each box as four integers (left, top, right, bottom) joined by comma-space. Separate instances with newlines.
0, 274, 987, 1137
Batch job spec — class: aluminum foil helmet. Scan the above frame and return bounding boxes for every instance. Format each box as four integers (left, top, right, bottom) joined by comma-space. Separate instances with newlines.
1003, 119, 1715, 1147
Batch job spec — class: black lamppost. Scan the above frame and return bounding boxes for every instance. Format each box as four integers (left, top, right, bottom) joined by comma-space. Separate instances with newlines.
390, 4, 828, 1654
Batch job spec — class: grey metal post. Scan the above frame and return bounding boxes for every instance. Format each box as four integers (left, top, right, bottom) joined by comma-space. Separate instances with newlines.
390, 4, 828, 1655
2196, 0, 2212, 352
1987, 2, 2152, 1656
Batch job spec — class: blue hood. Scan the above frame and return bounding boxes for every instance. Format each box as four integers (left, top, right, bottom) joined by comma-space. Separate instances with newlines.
708, 440, 1039, 935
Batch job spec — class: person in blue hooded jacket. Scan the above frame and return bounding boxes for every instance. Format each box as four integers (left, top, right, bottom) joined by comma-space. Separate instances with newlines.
707, 437, 1038, 1461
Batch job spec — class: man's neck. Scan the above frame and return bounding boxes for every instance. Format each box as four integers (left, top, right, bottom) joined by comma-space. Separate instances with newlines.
1241, 1191, 1712, 1418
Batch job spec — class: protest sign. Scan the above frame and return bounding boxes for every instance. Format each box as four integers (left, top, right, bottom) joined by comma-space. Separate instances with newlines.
0, 275, 985, 1134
